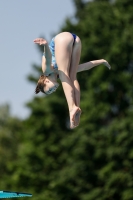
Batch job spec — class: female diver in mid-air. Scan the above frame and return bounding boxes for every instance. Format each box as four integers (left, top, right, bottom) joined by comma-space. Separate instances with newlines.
34, 32, 111, 129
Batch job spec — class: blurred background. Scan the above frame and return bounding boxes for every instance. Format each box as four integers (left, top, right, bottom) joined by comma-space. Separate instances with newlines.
0, 0, 133, 200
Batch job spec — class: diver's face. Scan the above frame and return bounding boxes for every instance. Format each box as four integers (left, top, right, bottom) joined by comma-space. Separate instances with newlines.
43, 77, 59, 95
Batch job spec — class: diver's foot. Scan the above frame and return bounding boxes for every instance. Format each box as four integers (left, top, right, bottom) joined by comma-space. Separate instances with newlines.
69, 107, 81, 129
103, 60, 111, 70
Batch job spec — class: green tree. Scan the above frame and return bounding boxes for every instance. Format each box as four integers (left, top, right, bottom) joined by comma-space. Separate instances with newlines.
0, 104, 23, 189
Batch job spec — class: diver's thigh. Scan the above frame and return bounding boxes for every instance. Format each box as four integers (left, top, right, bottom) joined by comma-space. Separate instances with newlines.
69, 36, 81, 79
55, 33, 74, 72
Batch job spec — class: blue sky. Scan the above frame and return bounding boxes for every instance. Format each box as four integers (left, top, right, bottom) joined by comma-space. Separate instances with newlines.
0, 0, 75, 119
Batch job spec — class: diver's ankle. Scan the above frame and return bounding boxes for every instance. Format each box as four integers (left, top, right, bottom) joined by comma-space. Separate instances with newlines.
69, 105, 78, 113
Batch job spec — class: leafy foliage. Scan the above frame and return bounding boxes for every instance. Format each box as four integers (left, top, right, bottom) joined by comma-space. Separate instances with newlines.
0, 104, 22, 189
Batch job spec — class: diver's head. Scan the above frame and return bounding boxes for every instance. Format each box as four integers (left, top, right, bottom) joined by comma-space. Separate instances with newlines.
35, 74, 59, 95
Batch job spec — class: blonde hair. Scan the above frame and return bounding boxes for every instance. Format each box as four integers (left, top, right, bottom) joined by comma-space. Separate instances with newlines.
35, 75, 47, 94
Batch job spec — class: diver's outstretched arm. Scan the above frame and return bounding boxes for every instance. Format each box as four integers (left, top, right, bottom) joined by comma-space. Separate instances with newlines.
77, 59, 111, 73
34, 38, 53, 75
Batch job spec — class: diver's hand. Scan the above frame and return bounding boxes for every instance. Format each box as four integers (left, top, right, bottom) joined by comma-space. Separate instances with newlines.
33, 38, 47, 45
